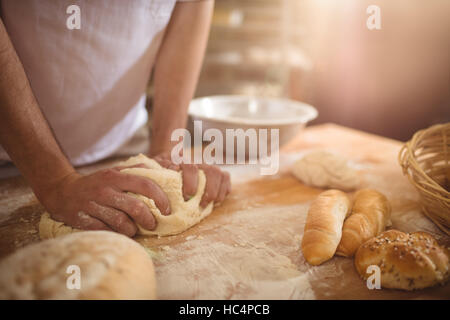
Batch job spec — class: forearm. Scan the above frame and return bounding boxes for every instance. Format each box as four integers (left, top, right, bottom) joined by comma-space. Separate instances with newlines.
0, 19, 75, 200
150, 0, 214, 156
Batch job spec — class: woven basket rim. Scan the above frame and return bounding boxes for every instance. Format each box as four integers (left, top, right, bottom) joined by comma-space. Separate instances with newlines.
398, 122, 450, 235
399, 123, 450, 196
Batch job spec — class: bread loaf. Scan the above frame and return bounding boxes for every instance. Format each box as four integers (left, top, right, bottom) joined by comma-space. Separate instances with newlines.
336, 189, 391, 257
355, 230, 449, 290
301, 189, 351, 265
0, 231, 157, 299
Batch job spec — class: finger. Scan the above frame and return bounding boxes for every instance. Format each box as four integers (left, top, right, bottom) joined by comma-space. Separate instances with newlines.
112, 163, 149, 171
224, 171, 232, 195
199, 166, 223, 208
155, 159, 171, 168
216, 172, 230, 204
168, 163, 180, 171
155, 159, 180, 171
153, 152, 171, 162
87, 201, 137, 237
105, 191, 156, 231
56, 211, 112, 232
110, 171, 171, 216
180, 163, 199, 201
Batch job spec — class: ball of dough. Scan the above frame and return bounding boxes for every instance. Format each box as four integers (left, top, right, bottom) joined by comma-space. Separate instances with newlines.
291, 151, 360, 191
0, 231, 157, 299
39, 154, 214, 239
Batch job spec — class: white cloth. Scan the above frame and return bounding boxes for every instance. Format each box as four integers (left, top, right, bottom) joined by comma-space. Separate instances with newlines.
0, 0, 197, 166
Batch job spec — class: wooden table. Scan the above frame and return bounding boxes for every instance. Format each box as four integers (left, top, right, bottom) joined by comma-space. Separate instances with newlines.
1, 124, 449, 299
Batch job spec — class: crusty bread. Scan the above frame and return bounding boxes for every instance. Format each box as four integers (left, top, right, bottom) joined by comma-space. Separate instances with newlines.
301, 189, 351, 265
0, 231, 157, 299
355, 230, 449, 290
336, 189, 391, 257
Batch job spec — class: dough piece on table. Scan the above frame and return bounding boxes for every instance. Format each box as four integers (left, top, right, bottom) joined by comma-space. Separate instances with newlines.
0, 231, 156, 299
39, 154, 214, 239
291, 151, 360, 191
355, 230, 450, 290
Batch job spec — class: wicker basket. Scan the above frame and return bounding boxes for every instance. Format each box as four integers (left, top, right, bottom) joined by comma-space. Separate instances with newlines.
399, 123, 450, 235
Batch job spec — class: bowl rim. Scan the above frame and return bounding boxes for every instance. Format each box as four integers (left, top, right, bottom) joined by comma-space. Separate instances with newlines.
188, 95, 318, 126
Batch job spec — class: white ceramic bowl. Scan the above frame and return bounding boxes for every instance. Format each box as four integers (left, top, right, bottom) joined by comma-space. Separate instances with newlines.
187, 95, 318, 158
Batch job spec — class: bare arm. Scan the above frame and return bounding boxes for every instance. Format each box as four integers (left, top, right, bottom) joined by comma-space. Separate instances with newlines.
0, 18, 169, 236
0, 18, 75, 200
150, 1, 231, 206
150, 0, 214, 156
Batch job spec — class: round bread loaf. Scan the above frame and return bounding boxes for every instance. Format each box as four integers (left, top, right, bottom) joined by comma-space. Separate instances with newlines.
0, 231, 157, 299
355, 229, 449, 290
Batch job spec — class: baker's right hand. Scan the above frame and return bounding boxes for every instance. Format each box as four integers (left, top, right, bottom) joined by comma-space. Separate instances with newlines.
39, 165, 171, 237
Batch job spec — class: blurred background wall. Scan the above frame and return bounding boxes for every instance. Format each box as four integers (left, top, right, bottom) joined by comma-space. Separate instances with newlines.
192, 0, 449, 141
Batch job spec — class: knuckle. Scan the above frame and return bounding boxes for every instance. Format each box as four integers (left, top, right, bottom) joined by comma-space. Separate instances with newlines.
133, 201, 147, 215
159, 159, 171, 168
101, 168, 117, 180
184, 163, 196, 170
86, 200, 96, 212
204, 191, 212, 201
114, 212, 128, 226
135, 200, 145, 209
204, 166, 213, 173
97, 187, 112, 199
141, 179, 156, 193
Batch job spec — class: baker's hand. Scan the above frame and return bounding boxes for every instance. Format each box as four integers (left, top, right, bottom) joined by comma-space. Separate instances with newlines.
153, 154, 231, 207
40, 165, 171, 237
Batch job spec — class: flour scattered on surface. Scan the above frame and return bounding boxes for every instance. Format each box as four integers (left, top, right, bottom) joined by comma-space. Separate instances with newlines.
152, 204, 315, 299
0, 193, 36, 223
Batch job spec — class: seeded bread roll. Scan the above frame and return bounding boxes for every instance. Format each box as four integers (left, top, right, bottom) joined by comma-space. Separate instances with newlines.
301, 189, 351, 265
0, 231, 157, 299
355, 230, 449, 290
336, 189, 391, 257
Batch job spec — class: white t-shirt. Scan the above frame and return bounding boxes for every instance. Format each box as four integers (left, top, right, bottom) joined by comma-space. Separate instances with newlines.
0, 0, 195, 166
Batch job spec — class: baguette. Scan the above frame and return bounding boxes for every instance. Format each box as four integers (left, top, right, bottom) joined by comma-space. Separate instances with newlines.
336, 189, 391, 257
301, 189, 351, 265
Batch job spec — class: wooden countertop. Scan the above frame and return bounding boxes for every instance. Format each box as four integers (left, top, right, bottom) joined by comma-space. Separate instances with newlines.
0, 124, 449, 299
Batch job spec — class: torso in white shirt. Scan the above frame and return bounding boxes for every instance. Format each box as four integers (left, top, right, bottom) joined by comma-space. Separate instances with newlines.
0, 0, 181, 166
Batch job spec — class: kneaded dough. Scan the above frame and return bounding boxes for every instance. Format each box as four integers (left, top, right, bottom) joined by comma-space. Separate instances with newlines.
39, 212, 82, 239
291, 151, 360, 191
0, 231, 156, 299
39, 154, 214, 239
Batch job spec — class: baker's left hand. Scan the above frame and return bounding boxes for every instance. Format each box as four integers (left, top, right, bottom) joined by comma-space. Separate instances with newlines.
153, 153, 231, 207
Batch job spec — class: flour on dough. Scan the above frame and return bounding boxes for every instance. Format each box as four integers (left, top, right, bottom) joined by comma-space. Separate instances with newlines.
291, 150, 360, 191
39, 212, 81, 239
39, 154, 214, 239
0, 231, 156, 299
